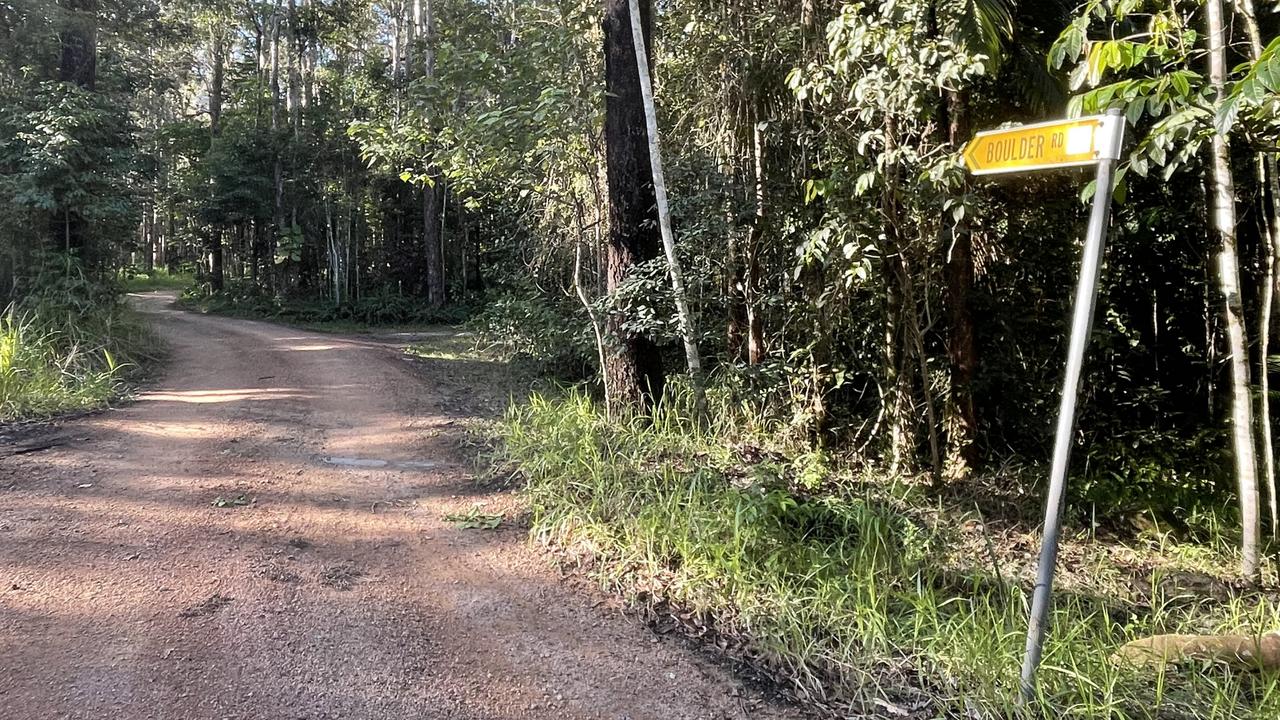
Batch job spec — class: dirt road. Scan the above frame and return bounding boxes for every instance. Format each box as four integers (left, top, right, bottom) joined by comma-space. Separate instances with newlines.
0, 293, 797, 720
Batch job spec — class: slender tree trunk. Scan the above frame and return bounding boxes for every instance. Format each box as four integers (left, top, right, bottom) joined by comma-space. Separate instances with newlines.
801, 253, 831, 441
205, 24, 226, 292
603, 0, 665, 410
881, 116, 914, 472
1258, 177, 1277, 536
326, 195, 340, 305
414, 0, 445, 306
164, 205, 174, 271
210, 28, 224, 135
286, 0, 301, 136
899, 255, 942, 483
1206, 0, 1260, 580
745, 112, 766, 365
574, 206, 612, 415
943, 89, 979, 479
1236, 0, 1280, 537
144, 203, 156, 272
626, 0, 704, 417
726, 232, 748, 359
391, 0, 402, 120
304, 0, 318, 108
269, 3, 283, 292
209, 230, 224, 292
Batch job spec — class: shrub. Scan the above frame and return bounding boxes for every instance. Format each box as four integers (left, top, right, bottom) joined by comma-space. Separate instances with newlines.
469, 292, 595, 378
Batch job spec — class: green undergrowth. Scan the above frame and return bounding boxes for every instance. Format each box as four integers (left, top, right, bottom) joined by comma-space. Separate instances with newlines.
120, 267, 194, 292
180, 281, 471, 331
499, 390, 1280, 719
2, 281, 157, 420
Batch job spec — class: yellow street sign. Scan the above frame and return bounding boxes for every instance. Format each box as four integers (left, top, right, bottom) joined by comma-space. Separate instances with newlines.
963, 115, 1121, 175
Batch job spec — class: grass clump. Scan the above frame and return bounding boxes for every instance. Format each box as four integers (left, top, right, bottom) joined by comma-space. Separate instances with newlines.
499, 390, 1280, 719
1, 272, 156, 420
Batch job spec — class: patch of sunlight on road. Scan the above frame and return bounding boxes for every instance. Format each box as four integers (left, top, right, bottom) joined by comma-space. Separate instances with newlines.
124, 421, 222, 439
140, 388, 311, 404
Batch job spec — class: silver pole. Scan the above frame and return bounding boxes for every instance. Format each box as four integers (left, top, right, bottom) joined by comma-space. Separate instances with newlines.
1018, 108, 1124, 703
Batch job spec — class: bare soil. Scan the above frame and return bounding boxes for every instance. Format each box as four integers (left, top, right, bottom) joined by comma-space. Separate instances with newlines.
0, 292, 801, 720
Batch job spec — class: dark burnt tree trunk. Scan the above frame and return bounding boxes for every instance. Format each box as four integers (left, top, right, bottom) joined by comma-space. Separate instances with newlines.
603, 0, 665, 410
424, 179, 444, 306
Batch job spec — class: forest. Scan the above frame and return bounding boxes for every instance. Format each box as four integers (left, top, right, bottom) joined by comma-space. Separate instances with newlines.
4, 0, 1280, 717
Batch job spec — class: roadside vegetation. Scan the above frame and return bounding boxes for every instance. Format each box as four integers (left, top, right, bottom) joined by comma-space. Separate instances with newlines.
178, 281, 470, 333
1, 266, 157, 420
120, 267, 195, 293
501, 389, 1280, 718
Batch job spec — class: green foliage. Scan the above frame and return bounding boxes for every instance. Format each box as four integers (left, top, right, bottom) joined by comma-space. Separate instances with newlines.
0, 81, 137, 218
181, 281, 470, 328
1053, 2, 1280, 184
211, 494, 252, 508
1221, 34, 1280, 144
1079, 429, 1228, 519
443, 506, 504, 529
119, 266, 195, 292
469, 291, 595, 378
502, 390, 1280, 718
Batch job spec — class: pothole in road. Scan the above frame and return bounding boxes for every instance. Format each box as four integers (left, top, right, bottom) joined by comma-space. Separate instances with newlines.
322, 456, 440, 470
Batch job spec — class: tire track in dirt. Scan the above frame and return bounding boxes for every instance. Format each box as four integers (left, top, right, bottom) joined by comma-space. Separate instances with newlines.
0, 291, 801, 720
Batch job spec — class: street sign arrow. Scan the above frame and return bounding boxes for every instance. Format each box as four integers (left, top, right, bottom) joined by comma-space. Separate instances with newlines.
963, 115, 1123, 175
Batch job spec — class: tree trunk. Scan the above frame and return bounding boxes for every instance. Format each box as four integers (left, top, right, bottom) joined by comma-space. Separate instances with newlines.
625, 0, 704, 417
143, 203, 155, 272
412, 0, 445, 306
210, 28, 225, 135
603, 0, 665, 410
881, 116, 914, 472
1236, 0, 1280, 537
943, 89, 979, 479
423, 181, 444, 306
286, 0, 301, 137
745, 112, 766, 365
1206, 0, 1261, 580
269, 3, 283, 292
205, 24, 226, 292
574, 202, 612, 415
898, 254, 942, 483
208, 230, 224, 292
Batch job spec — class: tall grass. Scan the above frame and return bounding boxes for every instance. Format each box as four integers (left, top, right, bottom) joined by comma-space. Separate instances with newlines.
500, 390, 1280, 719
1, 273, 155, 419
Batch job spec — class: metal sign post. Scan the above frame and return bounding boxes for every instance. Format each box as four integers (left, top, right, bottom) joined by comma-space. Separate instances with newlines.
1017, 109, 1124, 702
962, 108, 1126, 703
